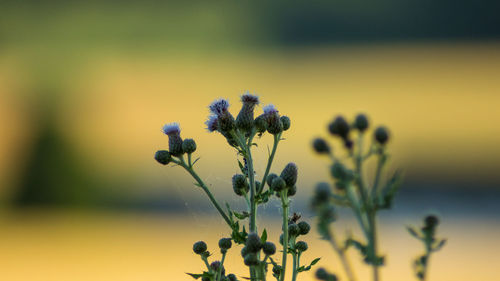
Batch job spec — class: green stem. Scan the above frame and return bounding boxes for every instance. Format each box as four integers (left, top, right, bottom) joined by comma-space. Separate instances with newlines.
177, 157, 232, 228
327, 230, 357, 281
259, 133, 281, 193
279, 191, 289, 281
369, 212, 379, 281
291, 251, 298, 281
216, 252, 226, 281
371, 153, 386, 200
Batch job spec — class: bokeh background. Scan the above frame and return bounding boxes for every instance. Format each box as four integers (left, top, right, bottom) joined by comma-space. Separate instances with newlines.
1, 1, 500, 280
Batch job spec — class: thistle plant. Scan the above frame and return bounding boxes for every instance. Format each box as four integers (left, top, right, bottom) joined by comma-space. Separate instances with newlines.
155, 93, 318, 281
310, 114, 445, 281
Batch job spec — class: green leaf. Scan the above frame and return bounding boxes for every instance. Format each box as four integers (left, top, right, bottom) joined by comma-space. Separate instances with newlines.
186, 273, 203, 279
261, 229, 268, 243
238, 160, 246, 174
377, 170, 403, 209
407, 226, 422, 239
432, 239, 447, 251
234, 211, 250, 220
297, 257, 321, 272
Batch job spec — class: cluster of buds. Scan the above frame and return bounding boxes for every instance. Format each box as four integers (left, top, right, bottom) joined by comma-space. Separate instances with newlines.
240, 232, 277, 267
191, 239, 239, 281
279, 220, 310, 251
154, 123, 197, 165
265, 163, 298, 198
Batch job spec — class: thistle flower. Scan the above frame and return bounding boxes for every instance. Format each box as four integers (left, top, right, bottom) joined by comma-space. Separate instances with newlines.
182, 139, 197, 154
263, 104, 283, 134
232, 174, 249, 196
354, 113, 369, 132
254, 114, 268, 133
280, 116, 291, 131
219, 237, 232, 251
263, 241, 276, 256
266, 173, 278, 188
313, 138, 330, 154
295, 241, 308, 252
374, 126, 390, 145
209, 98, 235, 132
236, 93, 259, 132
245, 232, 262, 253
244, 252, 259, 266
154, 150, 171, 165
280, 162, 298, 187
288, 223, 300, 237
205, 115, 219, 132
298, 221, 311, 235
271, 177, 286, 192
210, 261, 225, 276
328, 116, 350, 139
287, 185, 297, 197
163, 123, 184, 156
193, 241, 207, 255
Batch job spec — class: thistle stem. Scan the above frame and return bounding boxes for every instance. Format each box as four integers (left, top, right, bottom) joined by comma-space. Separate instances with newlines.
291, 251, 298, 281
216, 252, 227, 281
259, 133, 281, 193
177, 157, 232, 228
327, 230, 357, 281
279, 191, 289, 281
370, 212, 379, 281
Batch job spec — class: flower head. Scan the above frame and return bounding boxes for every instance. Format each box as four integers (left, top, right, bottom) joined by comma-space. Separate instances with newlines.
263, 104, 278, 115
236, 93, 260, 132
205, 115, 219, 132
263, 104, 283, 134
241, 92, 259, 105
209, 98, 230, 116
162, 122, 180, 136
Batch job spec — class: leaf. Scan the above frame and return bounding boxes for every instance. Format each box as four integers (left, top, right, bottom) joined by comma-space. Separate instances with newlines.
191, 157, 201, 166
238, 160, 246, 174
432, 239, 447, 251
297, 257, 321, 272
234, 211, 250, 220
186, 271, 214, 280
407, 226, 422, 240
186, 273, 203, 279
261, 229, 268, 243
377, 170, 403, 210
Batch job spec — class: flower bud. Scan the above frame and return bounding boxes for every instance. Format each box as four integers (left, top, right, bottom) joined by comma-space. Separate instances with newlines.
315, 268, 329, 280
244, 253, 259, 266
154, 150, 171, 165
263, 241, 276, 256
209, 99, 235, 132
288, 223, 300, 237
254, 114, 268, 133
263, 104, 283, 135
328, 116, 350, 139
374, 126, 389, 145
266, 173, 278, 188
202, 277, 210, 281
210, 261, 225, 276
279, 234, 284, 245
271, 177, 286, 192
343, 138, 353, 150
241, 246, 249, 257
313, 182, 331, 205
193, 241, 207, 254
313, 138, 330, 154
330, 162, 346, 180
245, 232, 262, 253
295, 241, 308, 252
236, 93, 259, 132
354, 114, 369, 132
227, 274, 237, 281
425, 215, 439, 228
287, 185, 297, 197
182, 138, 197, 154
280, 163, 298, 187
163, 123, 184, 156
205, 115, 219, 132
298, 221, 310, 235
272, 266, 281, 275
232, 174, 249, 196
219, 238, 232, 251
280, 116, 291, 131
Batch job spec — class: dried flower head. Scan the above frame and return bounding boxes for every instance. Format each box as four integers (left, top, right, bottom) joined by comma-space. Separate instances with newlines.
209, 98, 230, 115
236, 93, 260, 132
209, 98, 235, 132
162, 122, 181, 136
163, 123, 183, 156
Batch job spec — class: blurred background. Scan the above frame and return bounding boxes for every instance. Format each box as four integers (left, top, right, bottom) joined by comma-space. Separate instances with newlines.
1, 0, 499, 280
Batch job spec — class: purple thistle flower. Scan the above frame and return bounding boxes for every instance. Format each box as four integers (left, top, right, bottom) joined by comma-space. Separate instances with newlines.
209, 98, 230, 116
205, 115, 219, 132
263, 104, 278, 115
241, 92, 259, 105
162, 122, 181, 135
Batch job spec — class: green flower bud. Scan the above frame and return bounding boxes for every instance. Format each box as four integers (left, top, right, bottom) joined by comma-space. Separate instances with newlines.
295, 241, 308, 252
241, 246, 249, 257
182, 138, 197, 154
272, 266, 281, 275
254, 114, 268, 133
245, 232, 262, 253
287, 185, 297, 197
271, 177, 286, 192
210, 261, 225, 276
313, 138, 330, 154
425, 215, 439, 228
193, 241, 207, 255
280, 163, 298, 187
330, 162, 346, 180
298, 221, 311, 235
263, 105, 283, 135
266, 173, 278, 188
154, 150, 171, 165
219, 238, 232, 251
244, 252, 259, 266
313, 182, 331, 205
202, 277, 210, 281
227, 274, 238, 281
374, 126, 389, 145
163, 123, 184, 156
280, 116, 291, 131
232, 174, 249, 196
315, 268, 329, 280
236, 93, 259, 133
328, 116, 350, 139
354, 114, 369, 132
279, 233, 284, 245
263, 241, 276, 256
288, 223, 300, 237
